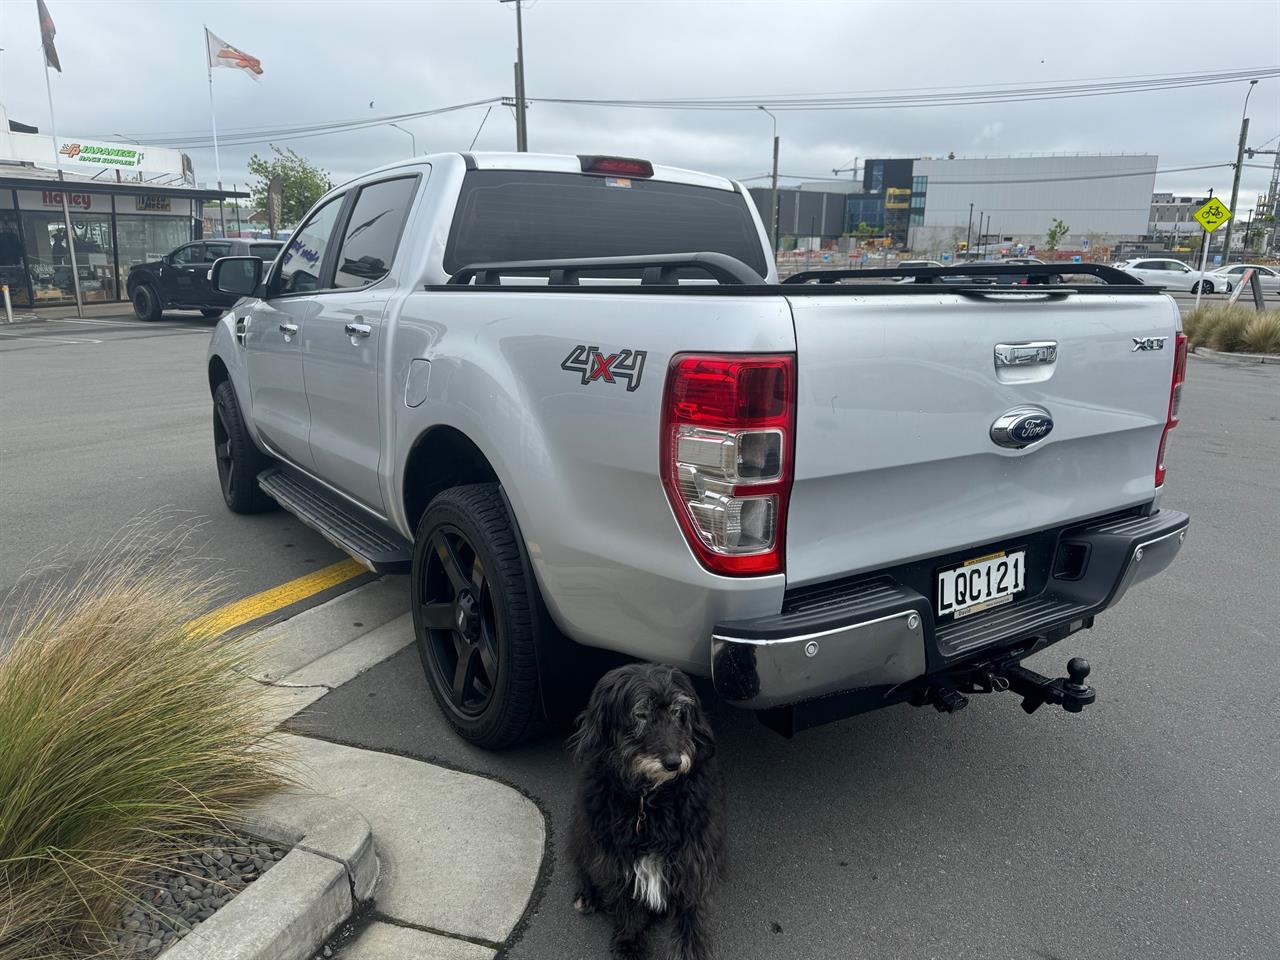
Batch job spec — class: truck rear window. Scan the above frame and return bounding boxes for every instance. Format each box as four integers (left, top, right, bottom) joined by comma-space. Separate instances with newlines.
443, 170, 768, 277
250, 243, 282, 260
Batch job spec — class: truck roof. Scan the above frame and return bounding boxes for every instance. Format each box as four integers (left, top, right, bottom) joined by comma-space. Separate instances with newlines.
338, 152, 738, 193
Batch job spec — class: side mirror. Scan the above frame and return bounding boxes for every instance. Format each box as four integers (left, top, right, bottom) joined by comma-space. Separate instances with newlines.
212, 256, 262, 297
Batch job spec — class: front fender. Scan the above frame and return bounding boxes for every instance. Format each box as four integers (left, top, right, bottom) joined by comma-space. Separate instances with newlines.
207, 312, 264, 448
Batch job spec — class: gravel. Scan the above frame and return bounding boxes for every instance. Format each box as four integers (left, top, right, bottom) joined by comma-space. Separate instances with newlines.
111, 834, 290, 958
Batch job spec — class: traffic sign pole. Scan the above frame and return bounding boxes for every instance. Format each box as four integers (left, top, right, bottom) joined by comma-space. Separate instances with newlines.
1195, 227, 1211, 309
1190, 196, 1232, 310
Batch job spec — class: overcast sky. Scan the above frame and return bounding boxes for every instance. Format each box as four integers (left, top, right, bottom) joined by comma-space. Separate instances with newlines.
2, 0, 1278, 207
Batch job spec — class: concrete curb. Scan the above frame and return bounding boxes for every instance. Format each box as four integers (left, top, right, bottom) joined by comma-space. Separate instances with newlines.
1191, 346, 1280, 364
161, 792, 378, 960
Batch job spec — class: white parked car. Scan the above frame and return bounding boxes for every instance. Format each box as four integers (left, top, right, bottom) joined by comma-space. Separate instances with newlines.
1116, 258, 1221, 293
1209, 263, 1280, 294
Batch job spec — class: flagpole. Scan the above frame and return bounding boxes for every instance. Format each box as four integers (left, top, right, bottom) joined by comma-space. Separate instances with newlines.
205, 26, 226, 238
40, 49, 83, 317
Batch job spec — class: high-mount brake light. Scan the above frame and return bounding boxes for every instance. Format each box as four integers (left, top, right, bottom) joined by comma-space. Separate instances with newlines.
579, 155, 655, 178
661, 354, 795, 576
1155, 332, 1188, 487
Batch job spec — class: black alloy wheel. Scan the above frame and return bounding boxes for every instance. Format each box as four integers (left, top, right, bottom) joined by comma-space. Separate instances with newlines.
212, 381, 276, 514
411, 484, 540, 748
133, 284, 161, 321
419, 526, 500, 716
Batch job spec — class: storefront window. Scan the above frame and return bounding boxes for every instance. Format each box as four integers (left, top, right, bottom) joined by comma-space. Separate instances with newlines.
115, 215, 194, 295
22, 211, 117, 304
0, 213, 30, 306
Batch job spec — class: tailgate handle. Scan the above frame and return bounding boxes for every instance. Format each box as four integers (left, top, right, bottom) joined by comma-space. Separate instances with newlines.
995, 342, 1058, 367
956, 289, 1070, 302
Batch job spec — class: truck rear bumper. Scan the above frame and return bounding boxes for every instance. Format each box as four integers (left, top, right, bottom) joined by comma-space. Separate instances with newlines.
711, 508, 1189, 711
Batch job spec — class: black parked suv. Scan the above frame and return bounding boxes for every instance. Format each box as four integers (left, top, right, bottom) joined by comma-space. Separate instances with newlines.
126, 239, 283, 321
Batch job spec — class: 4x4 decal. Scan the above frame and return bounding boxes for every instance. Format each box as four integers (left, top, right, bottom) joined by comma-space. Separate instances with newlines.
561, 345, 647, 392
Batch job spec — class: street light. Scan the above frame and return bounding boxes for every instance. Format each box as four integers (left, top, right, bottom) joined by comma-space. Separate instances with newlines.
1222, 78, 1260, 266
757, 106, 780, 255
389, 122, 416, 157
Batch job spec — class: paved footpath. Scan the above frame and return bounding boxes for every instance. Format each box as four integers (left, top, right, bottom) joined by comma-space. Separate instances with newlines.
248, 578, 543, 959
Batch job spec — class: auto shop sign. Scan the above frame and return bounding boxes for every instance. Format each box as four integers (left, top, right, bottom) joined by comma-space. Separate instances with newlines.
55, 137, 151, 171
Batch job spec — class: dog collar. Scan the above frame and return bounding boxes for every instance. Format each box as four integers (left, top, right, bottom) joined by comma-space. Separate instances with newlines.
635, 786, 656, 835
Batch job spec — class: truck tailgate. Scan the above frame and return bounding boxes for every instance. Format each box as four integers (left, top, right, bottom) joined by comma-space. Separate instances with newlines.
783, 291, 1180, 586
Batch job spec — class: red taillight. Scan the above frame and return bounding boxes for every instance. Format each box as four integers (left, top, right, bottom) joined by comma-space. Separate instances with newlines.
579, 155, 655, 178
661, 354, 796, 576
1155, 332, 1188, 487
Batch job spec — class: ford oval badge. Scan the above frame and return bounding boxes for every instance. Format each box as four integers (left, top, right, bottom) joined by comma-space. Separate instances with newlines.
990, 406, 1054, 449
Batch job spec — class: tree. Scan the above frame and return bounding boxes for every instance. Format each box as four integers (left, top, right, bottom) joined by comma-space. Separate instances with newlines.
1045, 218, 1070, 251
855, 221, 875, 244
247, 145, 334, 227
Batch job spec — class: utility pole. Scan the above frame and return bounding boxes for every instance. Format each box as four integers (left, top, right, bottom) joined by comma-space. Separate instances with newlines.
1221, 79, 1258, 267
965, 202, 973, 259
499, 0, 528, 151
758, 106, 779, 253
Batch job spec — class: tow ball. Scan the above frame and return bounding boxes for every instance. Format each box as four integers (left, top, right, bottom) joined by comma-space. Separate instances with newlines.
1002, 657, 1096, 714
917, 657, 1097, 715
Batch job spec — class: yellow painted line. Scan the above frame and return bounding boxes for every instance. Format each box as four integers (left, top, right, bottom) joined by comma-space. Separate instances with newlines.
190, 557, 367, 637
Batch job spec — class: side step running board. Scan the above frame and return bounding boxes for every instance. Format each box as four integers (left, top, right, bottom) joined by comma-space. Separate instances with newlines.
257, 468, 412, 574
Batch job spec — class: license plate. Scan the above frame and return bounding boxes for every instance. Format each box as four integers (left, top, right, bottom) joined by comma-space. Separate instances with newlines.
937, 550, 1025, 619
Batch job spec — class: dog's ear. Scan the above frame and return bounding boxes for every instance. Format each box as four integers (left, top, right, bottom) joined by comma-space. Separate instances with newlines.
569, 666, 631, 766
672, 668, 717, 760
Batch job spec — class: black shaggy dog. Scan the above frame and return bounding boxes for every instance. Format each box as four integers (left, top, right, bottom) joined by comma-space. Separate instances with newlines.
568, 663, 725, 960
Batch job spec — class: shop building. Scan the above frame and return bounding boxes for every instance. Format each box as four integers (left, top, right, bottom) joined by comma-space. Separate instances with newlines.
0, 171, 244, 306
1, 107, 243, 306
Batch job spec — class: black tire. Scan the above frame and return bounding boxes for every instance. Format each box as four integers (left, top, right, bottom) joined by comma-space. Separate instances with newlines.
411, 484, 540, 749
201, 308, 224, 319
1191, 280, 1213, 295
132, 284, 162, 322
212, 380, 276, 514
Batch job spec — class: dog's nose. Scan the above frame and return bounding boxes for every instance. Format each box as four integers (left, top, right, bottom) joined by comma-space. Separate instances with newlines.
661, 752, 683, 772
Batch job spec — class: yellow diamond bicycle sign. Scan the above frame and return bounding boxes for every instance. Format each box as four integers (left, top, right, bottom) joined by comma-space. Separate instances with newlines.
1193, 197, 1232, 233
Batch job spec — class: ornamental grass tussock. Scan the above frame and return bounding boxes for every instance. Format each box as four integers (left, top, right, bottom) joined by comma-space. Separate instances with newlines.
0, 518, 290, 959
1182, 303, 1280, 354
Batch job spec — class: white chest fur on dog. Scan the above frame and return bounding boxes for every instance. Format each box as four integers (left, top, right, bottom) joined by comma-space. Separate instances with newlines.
631, 854, 667, 912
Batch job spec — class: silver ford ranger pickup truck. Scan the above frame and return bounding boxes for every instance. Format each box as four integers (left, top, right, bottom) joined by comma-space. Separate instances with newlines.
207, 152, 1189, 747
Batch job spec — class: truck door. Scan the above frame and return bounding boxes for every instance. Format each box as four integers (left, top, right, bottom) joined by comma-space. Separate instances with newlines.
302, 174, 421, 514
165, 242, 206, 304
200, 240, 234, 307
244, 196, 346, 471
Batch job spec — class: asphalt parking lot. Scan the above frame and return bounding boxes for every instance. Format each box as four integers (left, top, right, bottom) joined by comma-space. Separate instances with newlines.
2, 311, 1277, 958
0, 312, 352, 620
287, 356, 1278, 960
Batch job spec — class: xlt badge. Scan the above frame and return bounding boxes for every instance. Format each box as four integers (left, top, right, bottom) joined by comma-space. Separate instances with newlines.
1132, 336, 1169, 351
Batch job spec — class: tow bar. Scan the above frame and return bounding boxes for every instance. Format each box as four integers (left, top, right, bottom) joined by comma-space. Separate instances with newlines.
914, 656, 1097, 716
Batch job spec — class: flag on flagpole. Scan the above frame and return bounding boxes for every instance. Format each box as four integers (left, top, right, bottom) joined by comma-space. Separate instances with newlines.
205, 28, 263, 76
37, 0, 62, 73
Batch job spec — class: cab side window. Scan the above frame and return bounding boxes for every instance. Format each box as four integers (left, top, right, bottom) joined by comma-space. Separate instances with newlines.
277, 198, 344, 295
172, 244, 203, 265
333, 177, 419, 289
204, 242, 233, 261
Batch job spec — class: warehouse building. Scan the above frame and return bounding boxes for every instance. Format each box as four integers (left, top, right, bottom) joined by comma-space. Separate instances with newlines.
904, 154, 1158, 257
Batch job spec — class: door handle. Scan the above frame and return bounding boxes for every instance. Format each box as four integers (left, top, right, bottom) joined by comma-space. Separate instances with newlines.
278, 322, 299, 335
344, 323, 372, 339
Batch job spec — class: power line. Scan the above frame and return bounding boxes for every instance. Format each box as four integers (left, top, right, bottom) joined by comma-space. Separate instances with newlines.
739, 162, 1237, 185
532, 67, 1278, 111
92, 98, 504, 149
